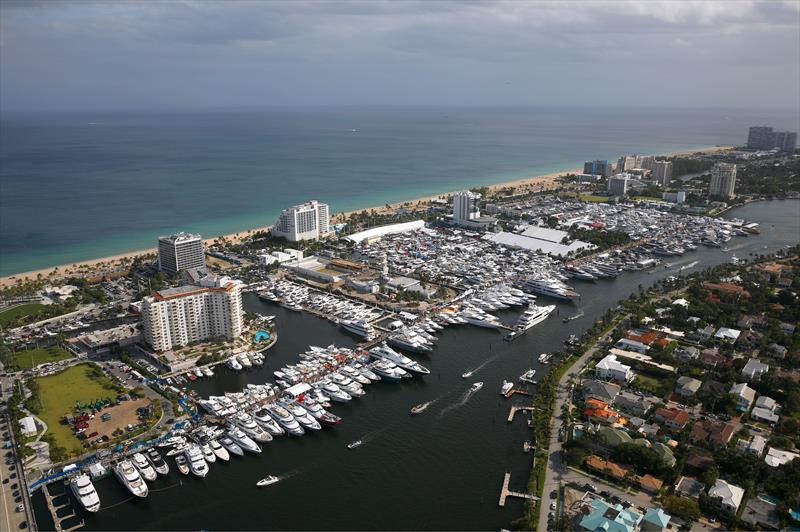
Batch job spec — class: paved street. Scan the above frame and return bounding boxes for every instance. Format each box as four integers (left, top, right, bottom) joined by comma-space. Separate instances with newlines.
537, 316, 636, 531
0, 413, 32, 531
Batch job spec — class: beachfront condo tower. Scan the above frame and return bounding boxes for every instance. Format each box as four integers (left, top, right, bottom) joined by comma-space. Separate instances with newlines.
157, 232, 205, 275
607, 175, 629, 196
652, 160, 673, 187
709, 163, 737, 199
271, 200, 331, 242
141, 274, 243, 352
453, 190, 481, 223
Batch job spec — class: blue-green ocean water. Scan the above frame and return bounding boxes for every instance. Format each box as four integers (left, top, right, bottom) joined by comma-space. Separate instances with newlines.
1, 107, 797, 276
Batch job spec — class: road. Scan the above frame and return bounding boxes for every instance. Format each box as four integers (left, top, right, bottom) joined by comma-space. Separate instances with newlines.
537, 315, 634, 532
0, 412, 32, 531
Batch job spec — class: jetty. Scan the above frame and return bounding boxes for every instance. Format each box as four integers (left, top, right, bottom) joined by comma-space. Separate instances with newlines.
43, 483, 84, 532
498, 473, 538, 507
507, 405, 534, 423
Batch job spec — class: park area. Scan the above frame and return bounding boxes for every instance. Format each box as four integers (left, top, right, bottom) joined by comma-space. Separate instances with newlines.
30, 363, 123, 457
0, 302, 46, 327
9, 346, 73, 370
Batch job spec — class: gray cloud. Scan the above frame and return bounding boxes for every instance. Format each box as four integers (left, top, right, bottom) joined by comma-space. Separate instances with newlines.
1, 0, 798, 111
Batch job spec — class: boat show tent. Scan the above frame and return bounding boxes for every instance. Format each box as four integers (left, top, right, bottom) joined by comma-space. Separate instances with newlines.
345, 220, 426, 244
285, 383, 312, 399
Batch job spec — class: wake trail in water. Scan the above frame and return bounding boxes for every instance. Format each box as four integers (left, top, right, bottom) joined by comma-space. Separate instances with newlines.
439, 387, 480, 418
680, 260, 700, 271
464, 353, 500, 377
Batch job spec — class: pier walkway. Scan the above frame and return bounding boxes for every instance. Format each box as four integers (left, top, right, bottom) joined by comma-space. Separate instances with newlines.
507, 405, 534, 423
43, 485, 84, 532
498, 473, 538, 507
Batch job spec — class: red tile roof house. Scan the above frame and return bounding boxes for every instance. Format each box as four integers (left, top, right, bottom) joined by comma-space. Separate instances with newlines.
689, 420, 736, 448
653, 407, 691, 430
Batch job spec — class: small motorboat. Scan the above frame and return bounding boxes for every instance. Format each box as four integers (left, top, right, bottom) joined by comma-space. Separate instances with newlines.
256, 475, 279, 487
500, 380, 513, 395
470, 382, 484, 392
461, 370, 473, 379
410, 402, 431, 415
347, 440, 362, 449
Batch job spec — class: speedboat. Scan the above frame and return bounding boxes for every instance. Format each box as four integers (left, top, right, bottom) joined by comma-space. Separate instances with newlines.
219, 436, 244, 456
470, 382, 484, 392
267, 405, 305, 436
461, 370, 473, 379
184, 445, 209, 477
225, 357, 243, 371
256, 475, 280, 487
280, 402, 322, 431
201, 443, 217, 463
70, 473, 101, 512
410, 401, 432, 415
146, 448, 169, 475
209, 439, 230, 461
175, 455, 190, 475
114, 460, 148, 498
252, 408, 286, 436
500, 380, 513, 395
347, 440, 362, 449
227, 427, 262, 453
132, 452, 157, 481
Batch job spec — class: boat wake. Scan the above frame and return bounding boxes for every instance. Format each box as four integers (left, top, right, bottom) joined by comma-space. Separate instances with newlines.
567, 309, 584, 321
680, 260, 699, 271
463, 353, 499, 378
439, 387, 479, 418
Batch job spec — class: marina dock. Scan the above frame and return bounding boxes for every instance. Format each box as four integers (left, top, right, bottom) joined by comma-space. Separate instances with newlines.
43, 483, 84, 532
498, 472, 538, 507
507, 405, 534, 422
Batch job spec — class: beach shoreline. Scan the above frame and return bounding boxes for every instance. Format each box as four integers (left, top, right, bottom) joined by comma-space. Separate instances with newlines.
0, 145, 732, 288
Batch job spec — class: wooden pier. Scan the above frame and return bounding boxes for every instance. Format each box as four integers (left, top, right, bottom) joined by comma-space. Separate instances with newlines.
507, 405, 534, 423
498, 473, 538, 507
43, 484, 84, 532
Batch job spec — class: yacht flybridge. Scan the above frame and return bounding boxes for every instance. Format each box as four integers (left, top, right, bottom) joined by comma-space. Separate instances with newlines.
70, 474, 101, 512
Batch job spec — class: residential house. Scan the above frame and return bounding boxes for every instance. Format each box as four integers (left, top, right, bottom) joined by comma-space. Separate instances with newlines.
707, 479, 745, 514
715, 327, 742, 342
703, 281, 751, 299
751, 407, 779, 424
699, 379, 726, 396
700, 348, 728, 368
595, 354, 635, 383
741, 495, 781, 530
730, 383, 756, 411
578, 498, 643, 532
583, 379, 621, 403
737, 435, 767, 456
755, 396, 777, 411
675, 476, 705, 500
765, 447, 799, 467
615, 338, 650, 354
741, 358, 769, 380
689, 420, 736, 448
654, 407, 691, 430
779, 321, 796, 334
767, 343, 787, 359
696, 324, 715, 341
614, 391, 655, 417
736, 329, 763, 349
584, 399, 620, 425
676, 346, 700, 360
737, 314, 769, 330
685, 452, 715, 471
674, 376, 702, 398
596, 426, 633, 448
641, 508, 672, 532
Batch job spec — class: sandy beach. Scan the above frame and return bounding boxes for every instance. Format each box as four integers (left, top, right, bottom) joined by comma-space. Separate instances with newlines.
0, 145, 731, 289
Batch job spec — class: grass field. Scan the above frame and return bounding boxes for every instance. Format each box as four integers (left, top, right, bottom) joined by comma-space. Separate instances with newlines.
0, 303, 46, 327
578, 195, 610, 202
10, 346, 73, 370
33, 363, 119, 456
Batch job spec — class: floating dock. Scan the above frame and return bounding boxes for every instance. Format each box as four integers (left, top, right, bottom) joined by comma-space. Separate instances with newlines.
507, 405, 534, 423
498, 472, 538, 507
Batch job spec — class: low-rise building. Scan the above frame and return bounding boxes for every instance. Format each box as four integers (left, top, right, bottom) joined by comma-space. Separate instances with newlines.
583, 380, 621, 403
730, 382, 756, 411
653, 407, 691, 430
641, 508, 672, 532
741, 358, 769, 380
674, 376, 702, 398
765, 447, 799, 467
595, 354, 635, 382
675, 476, 705, 500
584, 399, 620, 425
614, 391, 655, 417
715, 327, 742, 342
689, 420, 736, 448
741, 495, 781, 531
707, 479, 745, 514
615, 338, 650, 354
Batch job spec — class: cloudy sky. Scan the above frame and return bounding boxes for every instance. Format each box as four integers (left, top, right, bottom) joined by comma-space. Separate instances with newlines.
1, 0, 799, 111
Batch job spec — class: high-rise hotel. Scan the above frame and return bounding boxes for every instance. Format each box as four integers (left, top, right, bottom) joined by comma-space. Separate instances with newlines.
158, 232, 205, 274
271, 200, 331, 242
141, 274, 243, 352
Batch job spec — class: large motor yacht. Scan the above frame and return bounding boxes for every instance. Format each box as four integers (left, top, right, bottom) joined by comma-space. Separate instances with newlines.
369, 344, 430, 374
70, 474, 101, 512
132, 452, 157, 481
266, 405, 305, 436
114, 460, 149, 498
184, 445, 209, 477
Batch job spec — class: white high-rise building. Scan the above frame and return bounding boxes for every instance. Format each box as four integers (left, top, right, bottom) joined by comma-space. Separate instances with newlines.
709, 163, 737, 199
652, 161, 673, 187
141, 275, 243, 352
271, 200, 331, 242
158, 233, 205, 274
453, 191, 481, 222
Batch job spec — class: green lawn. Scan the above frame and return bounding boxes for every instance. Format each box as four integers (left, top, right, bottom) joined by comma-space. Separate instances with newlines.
0, 303, 46, 327
579, 195, 610, 202
10, 346, 73, 370
33, 364, 119, 456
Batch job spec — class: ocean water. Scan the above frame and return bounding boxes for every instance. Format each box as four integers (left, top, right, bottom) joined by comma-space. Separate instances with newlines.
0, 106, 796, 276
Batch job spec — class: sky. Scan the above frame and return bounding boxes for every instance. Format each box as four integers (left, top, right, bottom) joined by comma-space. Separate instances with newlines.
1, 0, 799, 112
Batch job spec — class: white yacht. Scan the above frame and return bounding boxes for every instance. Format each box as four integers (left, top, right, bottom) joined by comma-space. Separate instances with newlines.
315, 380, 352, 402
184, 445, 209, 477
297, 399, 341, 426
518, 278, 579, 301
201, 443, 217, 463
227, 427, 262, 452
500, 380, 513, 395
370, 360, 408, 382
470, 382, 484, 392
145, 448, 169, 475
175, 455, 190, 475
461, 310, 503, 329
132, 452, 157, 481
252, 408, 286, 436
279, 401, 322, 431
369, 344, 430, 374
232, 412, 273, 442
266, 405, 305, 436
114, 460, 148, 498
387, 334, 433, 354
340, 319, 377, 340
515, 304, 556, 330
209, 439, 230, 461
225, 357, 243, 371
70, 474, 101, 513
219, 436, 244, 456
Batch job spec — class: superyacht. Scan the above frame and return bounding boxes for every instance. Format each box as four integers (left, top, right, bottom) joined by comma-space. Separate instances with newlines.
70, 473, 101, 513
114, 460, 149, 498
